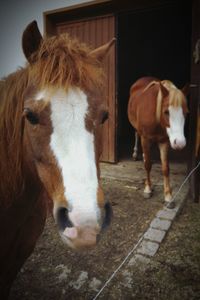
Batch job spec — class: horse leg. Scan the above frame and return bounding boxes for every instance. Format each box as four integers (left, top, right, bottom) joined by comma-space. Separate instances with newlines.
141, 137, 153, 198
159, 142, 172, 203
132, 131, 139, 160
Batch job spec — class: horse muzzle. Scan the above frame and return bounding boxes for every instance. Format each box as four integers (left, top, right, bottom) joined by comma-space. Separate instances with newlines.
171, 136, 186, 150
54, 202, 112, 250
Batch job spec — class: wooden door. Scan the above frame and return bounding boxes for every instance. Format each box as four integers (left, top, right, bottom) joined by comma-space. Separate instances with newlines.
56, 15, 116, 162
189, 0, 200, 202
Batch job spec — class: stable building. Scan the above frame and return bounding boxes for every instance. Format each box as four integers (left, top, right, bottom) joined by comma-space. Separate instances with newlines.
44, 0, 200, 201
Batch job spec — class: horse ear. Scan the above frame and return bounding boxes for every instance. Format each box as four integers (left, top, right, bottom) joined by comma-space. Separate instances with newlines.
181, 83, 190, 96
90, 38, 116, 61
22, 20, 43, 63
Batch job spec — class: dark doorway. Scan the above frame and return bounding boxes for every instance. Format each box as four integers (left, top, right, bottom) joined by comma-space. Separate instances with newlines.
117, 1, 192, 161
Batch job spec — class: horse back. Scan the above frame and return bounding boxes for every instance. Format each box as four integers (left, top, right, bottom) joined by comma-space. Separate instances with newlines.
128, 77, 160, 129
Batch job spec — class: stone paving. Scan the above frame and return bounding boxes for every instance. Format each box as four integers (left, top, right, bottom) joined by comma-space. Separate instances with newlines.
91, 160, 189, 299
135, 195, 186, 259
100, 160, 188, 268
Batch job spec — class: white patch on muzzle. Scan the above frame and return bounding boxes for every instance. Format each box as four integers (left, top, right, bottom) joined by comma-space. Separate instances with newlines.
166, 106, 186, 150
48, 88, 99, 227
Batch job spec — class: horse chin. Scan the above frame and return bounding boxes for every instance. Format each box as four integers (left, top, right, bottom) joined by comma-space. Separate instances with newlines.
60, 225, 100, 250
54, 206, 100, 250
54, 206, 73, 231
59, 231, 76, 249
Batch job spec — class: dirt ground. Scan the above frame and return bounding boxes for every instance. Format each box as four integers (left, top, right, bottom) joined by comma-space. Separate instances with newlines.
9, 160, 200, 300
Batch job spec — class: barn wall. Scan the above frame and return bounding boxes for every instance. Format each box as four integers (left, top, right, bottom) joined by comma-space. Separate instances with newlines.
0, 0, 92, 78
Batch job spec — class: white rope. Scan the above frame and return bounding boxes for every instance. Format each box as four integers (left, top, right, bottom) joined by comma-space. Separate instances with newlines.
168, 160, 200, 204
93, 160, 200, 300
92, 234, 144, 300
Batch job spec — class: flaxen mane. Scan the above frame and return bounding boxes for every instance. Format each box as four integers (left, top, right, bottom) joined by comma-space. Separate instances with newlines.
161, 80, 187, 109
142, 80, 188, 122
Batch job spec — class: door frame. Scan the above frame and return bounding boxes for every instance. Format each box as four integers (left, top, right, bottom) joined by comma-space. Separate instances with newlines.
189, 0, 200, 202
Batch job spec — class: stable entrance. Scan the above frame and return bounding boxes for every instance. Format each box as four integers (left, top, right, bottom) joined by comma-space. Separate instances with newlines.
117, 1, 192, 160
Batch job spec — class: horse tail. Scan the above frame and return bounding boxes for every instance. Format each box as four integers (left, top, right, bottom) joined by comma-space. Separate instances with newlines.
142, 80, 163, 123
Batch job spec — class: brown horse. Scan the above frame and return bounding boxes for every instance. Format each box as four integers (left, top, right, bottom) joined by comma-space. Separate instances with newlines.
0, 21, 114, 298
128, 77, 188, 206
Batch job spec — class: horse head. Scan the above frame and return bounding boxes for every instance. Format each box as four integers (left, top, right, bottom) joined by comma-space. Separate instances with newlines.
22, 21, 115, 250
159, 80, 189, 150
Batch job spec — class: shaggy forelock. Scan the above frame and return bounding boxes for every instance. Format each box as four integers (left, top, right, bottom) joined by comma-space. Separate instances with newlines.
28, 33, 104, 92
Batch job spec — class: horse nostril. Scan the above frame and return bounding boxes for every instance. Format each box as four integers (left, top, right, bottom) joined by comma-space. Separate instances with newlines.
174, 139, 177, 145
55, 207, 73, 231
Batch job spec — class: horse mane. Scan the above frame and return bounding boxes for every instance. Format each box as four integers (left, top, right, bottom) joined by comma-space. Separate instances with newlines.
0, 68, 29, 205
161, 80, 187, 108
142, 79, 188, 123
28, 33, 104, 93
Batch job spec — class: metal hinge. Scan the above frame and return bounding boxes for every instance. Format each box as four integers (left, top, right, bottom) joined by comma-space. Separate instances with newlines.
190, 84, 198, 88
193, 38, 200, 64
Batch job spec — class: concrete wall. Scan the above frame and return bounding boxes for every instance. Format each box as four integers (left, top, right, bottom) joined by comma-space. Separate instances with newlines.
0, 0, 92, 78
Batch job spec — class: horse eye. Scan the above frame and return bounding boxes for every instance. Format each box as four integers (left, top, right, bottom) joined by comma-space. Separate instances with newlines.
23, 108, 39, 125
101, 110, 109, 124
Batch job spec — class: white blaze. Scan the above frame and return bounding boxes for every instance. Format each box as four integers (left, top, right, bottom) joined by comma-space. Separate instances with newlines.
166, 106, 186, 149
39, 88, 99, 226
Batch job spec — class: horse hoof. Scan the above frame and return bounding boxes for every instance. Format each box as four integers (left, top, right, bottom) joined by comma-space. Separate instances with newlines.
132, 154, 138, 161
165, 200, 175, 209
143, 191, 152, 199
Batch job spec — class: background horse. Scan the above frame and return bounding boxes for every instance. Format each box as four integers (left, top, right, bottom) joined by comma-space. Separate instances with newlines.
128, 77, 188, 206
0, 21, 114, 298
